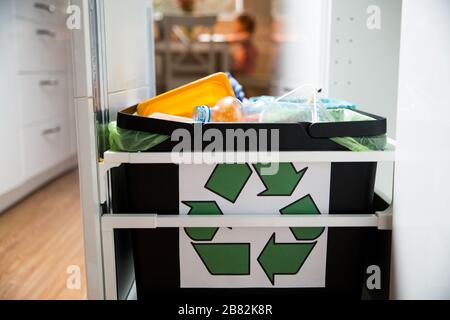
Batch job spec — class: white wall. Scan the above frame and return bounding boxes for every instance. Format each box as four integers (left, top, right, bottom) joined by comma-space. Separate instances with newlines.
391, 0, 450, 299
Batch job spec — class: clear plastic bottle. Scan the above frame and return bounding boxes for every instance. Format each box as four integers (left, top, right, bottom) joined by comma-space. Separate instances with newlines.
258, 102, 315, 123
193, 90, 328, 124
241, 100, 268, 122
193, 96, 244, 123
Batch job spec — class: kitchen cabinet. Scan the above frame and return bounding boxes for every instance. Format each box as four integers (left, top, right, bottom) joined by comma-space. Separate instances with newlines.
0, 0, 23, 196
0, 0, 77, 212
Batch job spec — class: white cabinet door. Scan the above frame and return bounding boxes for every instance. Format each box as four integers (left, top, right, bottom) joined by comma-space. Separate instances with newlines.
103, 0, 153, 94
15, 19, 68, 73
327, 0, 402, 199
22, 117, 70, 179
392, 0, 450, 300
18, 74, 68, 127
14, 0, 67, 27
71, 0, 156, 300
0, 0, 23, 195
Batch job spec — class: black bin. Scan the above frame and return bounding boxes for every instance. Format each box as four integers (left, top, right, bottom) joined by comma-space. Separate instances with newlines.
110, 106, 391, 301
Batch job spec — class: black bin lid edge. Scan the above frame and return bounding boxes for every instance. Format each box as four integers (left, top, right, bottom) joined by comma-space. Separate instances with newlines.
117, 106, 387, 139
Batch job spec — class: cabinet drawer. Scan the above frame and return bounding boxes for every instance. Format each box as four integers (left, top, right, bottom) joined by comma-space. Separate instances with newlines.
14, 0, 67, 27
15, 19, 67, 72
19, 74, 68, 127
23, 118, 70, 179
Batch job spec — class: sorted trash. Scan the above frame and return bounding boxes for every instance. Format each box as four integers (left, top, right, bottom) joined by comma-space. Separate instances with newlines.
137, 73, 235, 118
250, 96, 357, 110
111, 75, 386, 153
193, 96, 244, 123
226, 72, 247, 102
258, 101, 316, 123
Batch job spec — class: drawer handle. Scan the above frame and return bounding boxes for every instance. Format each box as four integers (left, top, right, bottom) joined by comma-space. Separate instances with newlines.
42, 126, 61, 136
39, 79, 59, 86
36, 29, 56, 38
34, 2, 56, 13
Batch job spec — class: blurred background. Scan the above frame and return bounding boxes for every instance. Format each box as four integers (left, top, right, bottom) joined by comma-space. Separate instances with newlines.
152, 0, 275, 97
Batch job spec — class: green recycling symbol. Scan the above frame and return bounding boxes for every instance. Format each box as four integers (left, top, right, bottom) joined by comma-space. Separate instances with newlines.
184, 163, 324, 285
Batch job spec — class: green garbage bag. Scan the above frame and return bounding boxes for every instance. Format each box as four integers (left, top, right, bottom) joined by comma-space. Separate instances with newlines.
108, 121, 170, 152
322, 108, 387, 152
331, 135, 387, 152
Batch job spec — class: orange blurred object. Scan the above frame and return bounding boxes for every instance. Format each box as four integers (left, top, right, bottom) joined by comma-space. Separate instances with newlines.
137, 73, 236, 118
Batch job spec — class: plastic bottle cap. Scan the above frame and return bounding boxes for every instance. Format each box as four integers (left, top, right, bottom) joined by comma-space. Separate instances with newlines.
194, 106, 211, 123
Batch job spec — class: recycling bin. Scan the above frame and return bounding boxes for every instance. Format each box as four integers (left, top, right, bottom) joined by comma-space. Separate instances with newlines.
110, 106, 391, 300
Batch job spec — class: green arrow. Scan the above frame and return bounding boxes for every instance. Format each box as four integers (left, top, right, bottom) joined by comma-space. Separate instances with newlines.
280, 195, 325, 241
205, 164, 252, 203
183, 201, 222, 241
192, 243, 250, 275
257, 233, 316, 285
253, 163, 307, 196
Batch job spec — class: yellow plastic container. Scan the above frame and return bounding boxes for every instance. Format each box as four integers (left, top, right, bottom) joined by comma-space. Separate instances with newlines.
137, 73, 236, 118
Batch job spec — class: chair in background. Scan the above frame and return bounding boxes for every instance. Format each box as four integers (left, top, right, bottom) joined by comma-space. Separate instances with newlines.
162, 15, 218, 90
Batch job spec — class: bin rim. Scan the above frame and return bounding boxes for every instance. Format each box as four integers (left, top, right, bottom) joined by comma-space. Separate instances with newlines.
116, 105, 387, 139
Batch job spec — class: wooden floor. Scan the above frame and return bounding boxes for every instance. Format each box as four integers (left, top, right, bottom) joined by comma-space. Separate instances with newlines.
0, 170, 87, 300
